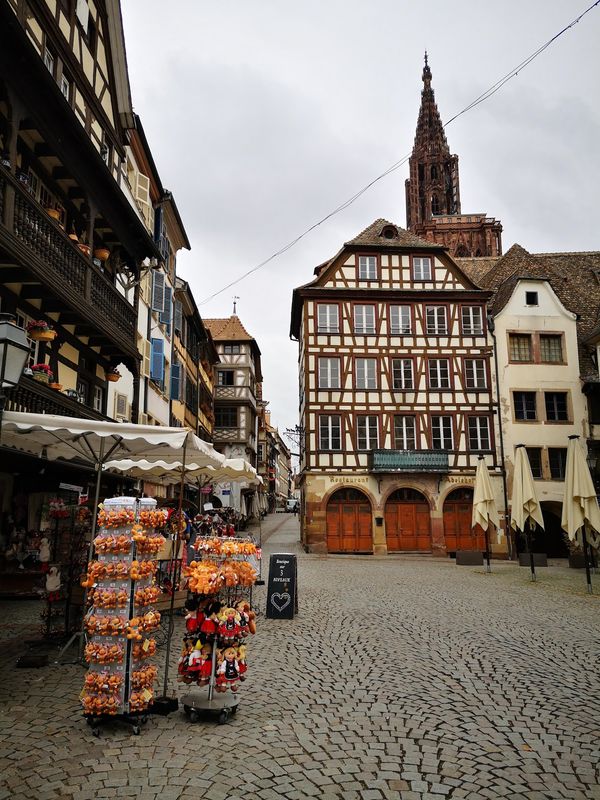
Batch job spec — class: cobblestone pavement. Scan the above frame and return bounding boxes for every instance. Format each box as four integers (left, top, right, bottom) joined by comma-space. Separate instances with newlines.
1, 514, 600, 800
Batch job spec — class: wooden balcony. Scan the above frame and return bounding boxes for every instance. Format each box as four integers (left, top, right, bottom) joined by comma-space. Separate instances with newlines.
6, 375, 110, 420
214, 384, 257, 408
0, 167, 137, 360
370, 449, 449, 473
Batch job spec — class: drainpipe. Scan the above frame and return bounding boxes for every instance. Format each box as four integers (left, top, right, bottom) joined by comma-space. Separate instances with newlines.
488, 314, 513, 559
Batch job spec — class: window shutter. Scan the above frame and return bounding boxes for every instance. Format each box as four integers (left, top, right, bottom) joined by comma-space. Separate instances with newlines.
114, 393, 129, 420
171, 362, 181, 401
142, 339, 151, 378
150, 338, 164, 383
160, 285, 172, 328
154, 205, 163, 242
76, 0, 89, 28
151, 271, 165, 312
174, 300, 183, 335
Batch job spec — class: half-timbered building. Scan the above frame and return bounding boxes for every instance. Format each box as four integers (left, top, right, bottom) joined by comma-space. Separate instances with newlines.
204, 315, 262, 512
291, 219, 505, 556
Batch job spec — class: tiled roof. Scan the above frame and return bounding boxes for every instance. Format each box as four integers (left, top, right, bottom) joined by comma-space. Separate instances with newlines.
344, 218, 445, 249
457, 244, 600, 377
203, 315, 255, 342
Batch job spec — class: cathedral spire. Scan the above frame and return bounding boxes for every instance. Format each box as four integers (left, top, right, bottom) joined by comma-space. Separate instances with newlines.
404, 55, 502, 258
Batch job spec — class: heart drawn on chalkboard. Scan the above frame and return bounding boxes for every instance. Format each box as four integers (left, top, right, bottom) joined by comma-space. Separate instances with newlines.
270, 592, 291, 612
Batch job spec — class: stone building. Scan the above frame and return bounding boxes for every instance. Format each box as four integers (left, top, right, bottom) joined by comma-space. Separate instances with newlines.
405, 55, 502, 258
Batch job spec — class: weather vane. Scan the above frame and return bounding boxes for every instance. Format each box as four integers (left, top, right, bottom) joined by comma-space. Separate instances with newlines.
233, 296, 240, 315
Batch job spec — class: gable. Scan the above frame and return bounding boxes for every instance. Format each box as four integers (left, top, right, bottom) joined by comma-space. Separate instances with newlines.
317, 250, 479, 292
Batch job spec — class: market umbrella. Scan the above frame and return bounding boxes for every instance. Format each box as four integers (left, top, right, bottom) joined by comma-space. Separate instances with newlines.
1, 411, 225, 664
510, 444, 544, 581
472, 456, 500, 573
561, 435, 600, 594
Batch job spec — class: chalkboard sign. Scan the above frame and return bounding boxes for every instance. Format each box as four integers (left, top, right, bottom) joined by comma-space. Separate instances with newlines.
266, 553, 298, 619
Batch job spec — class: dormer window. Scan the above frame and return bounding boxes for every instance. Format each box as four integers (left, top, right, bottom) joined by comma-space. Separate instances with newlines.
380, 225, 398, 240
358, 255, 377, 280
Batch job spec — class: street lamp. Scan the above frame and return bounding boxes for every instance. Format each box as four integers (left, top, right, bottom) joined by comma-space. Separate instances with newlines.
0, 313, 31, 427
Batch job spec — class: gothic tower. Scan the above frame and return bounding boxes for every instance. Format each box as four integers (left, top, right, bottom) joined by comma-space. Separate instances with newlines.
405, 55, 502, 258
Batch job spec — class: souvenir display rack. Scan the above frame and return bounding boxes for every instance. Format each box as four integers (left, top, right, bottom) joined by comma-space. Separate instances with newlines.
80, 497, 166, 736
179, 535, 258, 724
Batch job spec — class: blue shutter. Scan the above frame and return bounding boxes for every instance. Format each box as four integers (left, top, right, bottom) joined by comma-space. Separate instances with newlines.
150, 338, 164, 385
170, 362, 181, 401
151, 271, 165, 312
160, 285, 172, 336
154, 205, 163, 242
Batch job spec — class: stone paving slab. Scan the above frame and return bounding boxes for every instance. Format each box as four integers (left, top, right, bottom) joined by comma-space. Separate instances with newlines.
1, 514, 599, 799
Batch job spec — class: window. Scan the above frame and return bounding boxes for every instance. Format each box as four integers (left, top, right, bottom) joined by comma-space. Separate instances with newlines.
431, 195, 439, 215
540, 334, 563, 363
357, 415, 379, 450
394, 416, 416, 450
426, 306, 447, 334
525, 447, 543, 479
390, 305, 411, 335
358, 255, 377, 280
354, 305, 376, 334
514, 391, 537, 421
319, 415, 341, 450
215, 407, 237, 428
60, 73, 71, 101
428, 359, 450, 389
545, 392, 568, 421
509, 334, 532, 362
223, 344, 240, 354
77, 377, 89, 404
91, 385, 103, 412
549, 448, 567, 480
318, 358, 340, 389
465, 359, 487, 389
43, 47, 55, 75
468, 417, 491, 450
355, 358, 377, 389
526, 291, 538, 306
431, 416, 453, 450
392, 358, 414, 390
170, 362, 182, 401
413, 256, 432, 280
217, 371, 234, 386
461, 306, 483, 335
317, 304, 339, 334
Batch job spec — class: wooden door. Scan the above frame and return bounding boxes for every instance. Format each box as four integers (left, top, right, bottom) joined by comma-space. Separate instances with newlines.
443, 489, 483, 551
385, 489, 431, 551
326, 490, 372, 553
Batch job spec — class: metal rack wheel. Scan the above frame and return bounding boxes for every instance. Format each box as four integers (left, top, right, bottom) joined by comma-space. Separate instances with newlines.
230, 704, 238, 715
189, 709, 199, 724
217, 709, 229, 725
183, 705, 191, 717
91, 727, 100, 738
132, 725, 140, 736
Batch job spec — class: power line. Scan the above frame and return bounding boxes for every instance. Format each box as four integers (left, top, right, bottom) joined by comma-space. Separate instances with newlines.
199, 0, 599, 307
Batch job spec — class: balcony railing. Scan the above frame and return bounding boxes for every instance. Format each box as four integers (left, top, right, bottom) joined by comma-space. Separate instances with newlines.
6, 375, 110, 420
0, 167, 137, 356
370, 449, 449, 473
214, 384, 256, 407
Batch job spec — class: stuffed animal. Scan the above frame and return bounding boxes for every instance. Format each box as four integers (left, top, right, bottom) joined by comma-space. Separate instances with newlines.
237, 644, 247, 680
198, 643, 213, 686
45, 566, 61, 601
38, 536, 51, 570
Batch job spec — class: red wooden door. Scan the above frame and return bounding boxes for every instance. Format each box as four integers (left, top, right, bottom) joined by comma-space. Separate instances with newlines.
443, 489, 483, 551
385, 489, 431, 551
326, 490, 372, 553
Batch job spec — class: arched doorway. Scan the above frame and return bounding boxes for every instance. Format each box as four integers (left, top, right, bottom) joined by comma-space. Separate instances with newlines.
443, 488, 484, 552
533, 503, 569, 557
326, 488, 372, 553
385, 488, 431, 551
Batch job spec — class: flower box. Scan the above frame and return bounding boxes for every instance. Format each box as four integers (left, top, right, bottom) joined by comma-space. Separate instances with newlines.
48, 383, 63, 391
32, 364, 53, 384
26, 321, 56, 342
105, 370, 121, 383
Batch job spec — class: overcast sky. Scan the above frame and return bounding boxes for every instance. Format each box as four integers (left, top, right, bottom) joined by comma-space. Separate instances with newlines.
121, 0, 600, 439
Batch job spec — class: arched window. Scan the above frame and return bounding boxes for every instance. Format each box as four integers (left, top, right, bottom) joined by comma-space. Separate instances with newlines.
455, 245, 469, 257
431, 165, 438, 180
431, 195, 439, 215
